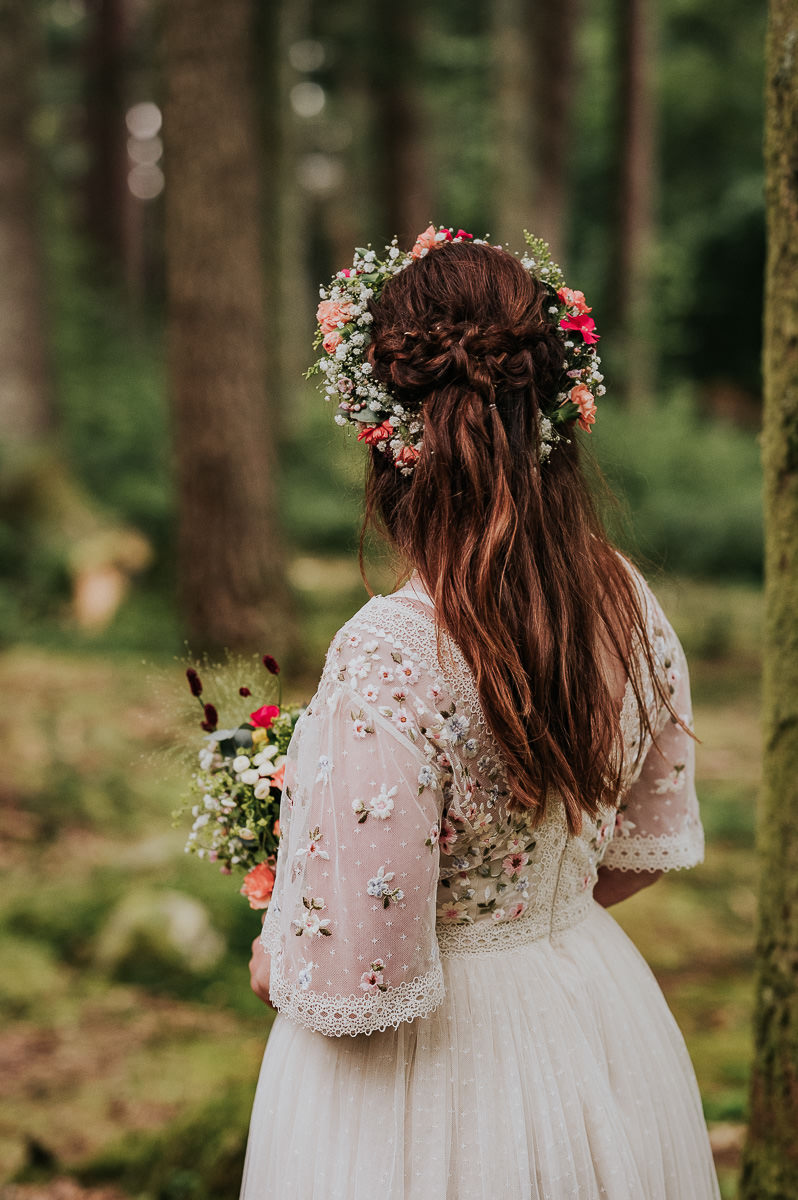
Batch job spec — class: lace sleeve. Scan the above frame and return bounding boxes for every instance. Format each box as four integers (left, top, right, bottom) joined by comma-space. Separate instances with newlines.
260, 633, 445, 1037
601, 576, 705, 874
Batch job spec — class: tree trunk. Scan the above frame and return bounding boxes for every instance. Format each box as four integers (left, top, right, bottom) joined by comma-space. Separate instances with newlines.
0, 0, 54, 442
371, 0, 432, 244
492, 0, 535, 247
162, 0, 291, 656
740, 2, 798, 1194
82, 0, 130, 282
606, 0, 657, 410
529, 1, 578, 262
272, 0, 315, 425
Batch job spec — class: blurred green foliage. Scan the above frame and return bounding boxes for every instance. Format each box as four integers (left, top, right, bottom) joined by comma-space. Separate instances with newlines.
0, 0, 766, 651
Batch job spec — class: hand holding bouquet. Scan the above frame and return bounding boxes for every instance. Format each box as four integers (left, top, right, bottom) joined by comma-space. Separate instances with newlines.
178, 654, 304, 910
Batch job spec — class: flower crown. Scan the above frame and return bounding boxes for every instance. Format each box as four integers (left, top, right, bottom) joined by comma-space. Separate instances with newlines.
308, 225, 605, 475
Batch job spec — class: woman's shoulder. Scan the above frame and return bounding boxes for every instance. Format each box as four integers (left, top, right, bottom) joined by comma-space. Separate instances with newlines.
318, 590, 440, 693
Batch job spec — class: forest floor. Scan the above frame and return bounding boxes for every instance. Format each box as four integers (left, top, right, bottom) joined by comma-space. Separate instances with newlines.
0, 565, 761, 1200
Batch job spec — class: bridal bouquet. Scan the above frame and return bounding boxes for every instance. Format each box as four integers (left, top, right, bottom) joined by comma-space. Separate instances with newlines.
177, 653, 304, 910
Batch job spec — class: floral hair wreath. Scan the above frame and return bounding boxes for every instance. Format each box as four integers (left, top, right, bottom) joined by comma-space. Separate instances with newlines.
308, 225, 605, 476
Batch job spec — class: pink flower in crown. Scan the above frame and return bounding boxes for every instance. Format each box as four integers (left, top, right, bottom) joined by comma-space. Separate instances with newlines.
322, 330, 344, 354
559, 313, 600, 345
394, 444, 420, 467
317, 298, 355, 335
454, 229, 474, 241
557, 286, 592, 314
411, 225, 438, 258
566, 384, 597, 433
357, 420, 393, 445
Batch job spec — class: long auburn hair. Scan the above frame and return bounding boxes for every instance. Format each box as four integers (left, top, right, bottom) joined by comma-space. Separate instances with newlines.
360, 239, 673, 834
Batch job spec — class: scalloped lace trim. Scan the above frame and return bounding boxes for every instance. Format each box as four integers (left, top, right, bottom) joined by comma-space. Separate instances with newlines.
262, 915, 445, 1037
600, 828, 705, 873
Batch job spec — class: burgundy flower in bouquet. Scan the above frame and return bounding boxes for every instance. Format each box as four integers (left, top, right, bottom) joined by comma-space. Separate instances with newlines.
177, 654, 304, 910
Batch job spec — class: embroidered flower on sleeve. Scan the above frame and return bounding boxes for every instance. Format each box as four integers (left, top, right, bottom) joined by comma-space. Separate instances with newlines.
366, 865, 405, 907
315, 755, 333, 782
297, 958, 316, 990
441, 713, 470, 745
295, 826, 330, 862
614, 804, 636, 837
395, 660, 420, 686
351, 708, 374, 738
352, 783, 398, 823
417, 764, 438, 794
362, 684, 380, 704
370, 784, 397, 819
359, 958, 388, 993
653, 762, 687, 794
293, 895, 332, 937
425, 822, 440, 850
349, 653, 373, 679
391, 707, 415, 735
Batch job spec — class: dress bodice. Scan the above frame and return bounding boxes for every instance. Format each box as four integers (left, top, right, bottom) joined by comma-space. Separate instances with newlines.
262, 564, 704, 1036
321, 579, 655, 948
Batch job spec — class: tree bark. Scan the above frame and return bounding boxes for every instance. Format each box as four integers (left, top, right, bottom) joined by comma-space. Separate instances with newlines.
81, 0, 130, 281
492, 0, 577, 260
606, 0, 657, 410
529, 1, 578, 263
163, 0, 291, 656
0, 0, 54, 442
492, 0, 535, 247
740, 1, 798, 1194
371, 0, 432, 244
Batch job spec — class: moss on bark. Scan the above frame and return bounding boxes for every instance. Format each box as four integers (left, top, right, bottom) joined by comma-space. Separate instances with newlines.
740, 2, 798, 1195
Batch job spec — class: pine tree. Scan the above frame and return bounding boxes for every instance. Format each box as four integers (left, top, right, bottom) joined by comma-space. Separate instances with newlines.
740, 1, 798, 1194
163, 0, 291, 654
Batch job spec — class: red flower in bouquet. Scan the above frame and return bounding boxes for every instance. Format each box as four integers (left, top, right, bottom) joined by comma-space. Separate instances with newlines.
250, 704, 280, 729
240, 861, 276, 910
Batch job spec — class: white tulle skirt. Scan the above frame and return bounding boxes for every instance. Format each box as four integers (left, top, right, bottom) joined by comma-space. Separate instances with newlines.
239, 902, 720, 1200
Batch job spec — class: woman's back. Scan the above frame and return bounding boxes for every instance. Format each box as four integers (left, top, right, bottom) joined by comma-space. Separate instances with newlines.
242, 226, 719, 1198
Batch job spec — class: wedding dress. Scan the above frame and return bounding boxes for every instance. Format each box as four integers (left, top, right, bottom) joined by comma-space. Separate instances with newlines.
240, 565, 721, 1199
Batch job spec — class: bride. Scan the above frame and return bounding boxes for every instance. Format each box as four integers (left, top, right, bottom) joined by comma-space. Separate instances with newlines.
240, 227, 721, 1198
